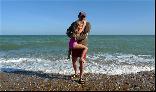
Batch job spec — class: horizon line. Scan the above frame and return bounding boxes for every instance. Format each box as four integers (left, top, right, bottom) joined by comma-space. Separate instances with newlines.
0, 34, 155, 36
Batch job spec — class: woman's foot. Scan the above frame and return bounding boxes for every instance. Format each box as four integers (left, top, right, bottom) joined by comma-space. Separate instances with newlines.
67, 56, 70, 59
78, 78, 85, 84
80, 58, 85, 63
67, 54, 71, 59
71, 74, 79, 79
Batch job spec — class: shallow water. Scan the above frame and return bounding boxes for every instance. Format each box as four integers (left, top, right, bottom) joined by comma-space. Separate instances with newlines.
0, 35, 155, 75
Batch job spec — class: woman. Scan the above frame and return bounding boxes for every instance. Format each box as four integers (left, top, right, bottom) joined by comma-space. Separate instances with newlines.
66, 11, 91, 84
68, 20, 88, 63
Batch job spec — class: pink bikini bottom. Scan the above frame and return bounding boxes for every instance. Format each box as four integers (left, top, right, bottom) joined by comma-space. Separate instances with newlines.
69, 38, 77, 48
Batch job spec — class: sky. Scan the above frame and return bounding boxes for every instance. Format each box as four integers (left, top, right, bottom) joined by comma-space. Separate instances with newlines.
0, 0, 155, 35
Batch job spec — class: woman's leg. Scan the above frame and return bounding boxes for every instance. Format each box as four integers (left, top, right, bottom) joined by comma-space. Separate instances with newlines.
72, 56, 78, 75
79, 58, 84, 79
73, 44, 88, 62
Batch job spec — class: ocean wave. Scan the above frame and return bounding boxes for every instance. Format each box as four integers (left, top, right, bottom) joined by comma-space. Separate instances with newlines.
0, 53, 155, 75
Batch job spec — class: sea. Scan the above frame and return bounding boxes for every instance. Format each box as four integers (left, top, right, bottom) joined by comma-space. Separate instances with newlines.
0, 35, 155, 75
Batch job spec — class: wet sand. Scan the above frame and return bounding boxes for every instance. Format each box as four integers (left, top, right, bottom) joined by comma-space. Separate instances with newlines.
0, 70, 155, 91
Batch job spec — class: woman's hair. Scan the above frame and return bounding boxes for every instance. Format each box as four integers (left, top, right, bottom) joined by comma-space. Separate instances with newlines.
78, 11, 86, 18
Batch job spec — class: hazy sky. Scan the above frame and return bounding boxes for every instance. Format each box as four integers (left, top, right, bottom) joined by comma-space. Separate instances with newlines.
0, 0, 155, 35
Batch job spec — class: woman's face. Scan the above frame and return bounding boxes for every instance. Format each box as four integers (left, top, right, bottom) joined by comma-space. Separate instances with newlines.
79, 16, 86, 21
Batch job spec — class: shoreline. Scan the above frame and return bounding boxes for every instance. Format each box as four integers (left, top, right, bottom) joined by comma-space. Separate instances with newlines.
0, 70, 155, 91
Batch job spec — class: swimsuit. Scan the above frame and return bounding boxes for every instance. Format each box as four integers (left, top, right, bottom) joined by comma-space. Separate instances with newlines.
69, 38, 77, 48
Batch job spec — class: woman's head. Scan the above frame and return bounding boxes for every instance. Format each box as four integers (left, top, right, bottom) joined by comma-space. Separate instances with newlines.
78, 11, 86, 20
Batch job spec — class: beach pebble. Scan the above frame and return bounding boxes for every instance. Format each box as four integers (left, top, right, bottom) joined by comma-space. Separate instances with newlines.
0, 70, 155, 91
44, 78, 49, 82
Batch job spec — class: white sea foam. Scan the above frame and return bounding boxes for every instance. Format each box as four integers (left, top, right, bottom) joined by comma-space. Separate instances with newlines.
0, 53, 155, 75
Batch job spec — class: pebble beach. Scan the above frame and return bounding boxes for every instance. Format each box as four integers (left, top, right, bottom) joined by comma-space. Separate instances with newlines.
0, 70, 155, 91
